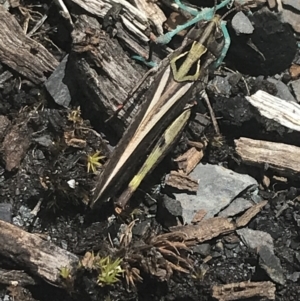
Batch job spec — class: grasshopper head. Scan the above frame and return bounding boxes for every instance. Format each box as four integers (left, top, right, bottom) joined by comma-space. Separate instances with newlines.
170, 15, 225, 83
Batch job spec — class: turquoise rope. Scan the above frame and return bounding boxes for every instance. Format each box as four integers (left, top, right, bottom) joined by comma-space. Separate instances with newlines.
214, 21, 231, 67
156, 0, 233, 44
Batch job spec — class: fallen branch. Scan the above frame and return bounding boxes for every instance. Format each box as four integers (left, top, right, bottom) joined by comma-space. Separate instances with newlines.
235, 137, 300, 178
0, 220, 79, 287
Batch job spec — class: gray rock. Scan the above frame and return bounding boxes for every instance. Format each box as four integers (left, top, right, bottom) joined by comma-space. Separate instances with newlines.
162, 195, 182, 216
211, 251, 222, 259
237, 228, 274, 253
174, 164, 258, 224
215, 241, 224, 252
237, 228, 285, 285
287, 272, 300, 282
267, 78, 296, 102
224, 242, 239, 250
193, 243, 211, 256
232, 11, 254, 35
33, 135, 53, 147
132, 220, 151, 237
251, 193, 264, 204
224, 248, 236, 258
35, 149, 45, 160
208, 75, 231, 96
258, 245, 285, 285
13, 205, 35, 227
219, 197, 253, 218
0, 203, 12, 223
294, 252, 300, 265
157, 195, 182, 227
44, 55, 72, 107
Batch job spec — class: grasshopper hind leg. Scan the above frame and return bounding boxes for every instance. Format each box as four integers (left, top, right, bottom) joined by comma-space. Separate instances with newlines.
131, 39, 158, 68
131, 55, 157, 68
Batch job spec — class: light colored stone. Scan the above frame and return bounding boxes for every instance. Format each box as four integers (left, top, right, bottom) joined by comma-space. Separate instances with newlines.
173, 164, 258, 224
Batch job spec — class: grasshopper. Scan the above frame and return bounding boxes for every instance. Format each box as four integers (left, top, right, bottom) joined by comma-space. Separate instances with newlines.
90, 2, 231, 210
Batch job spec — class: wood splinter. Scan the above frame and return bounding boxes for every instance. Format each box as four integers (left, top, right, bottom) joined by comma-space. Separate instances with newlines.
235, 137, 300, 178
212, 281, 276, 301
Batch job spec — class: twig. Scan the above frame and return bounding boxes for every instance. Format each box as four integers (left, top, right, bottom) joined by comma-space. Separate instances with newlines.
200, 90, 221, 136
27, 13, 48, 37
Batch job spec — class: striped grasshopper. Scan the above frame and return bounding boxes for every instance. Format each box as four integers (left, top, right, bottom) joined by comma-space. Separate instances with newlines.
90, 12, 229, 211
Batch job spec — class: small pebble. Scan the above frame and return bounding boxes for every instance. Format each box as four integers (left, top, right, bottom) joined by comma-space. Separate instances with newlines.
231, 11, 254, 35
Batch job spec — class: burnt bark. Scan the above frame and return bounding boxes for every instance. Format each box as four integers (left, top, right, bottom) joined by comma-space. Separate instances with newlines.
70, 14, 161, 136
0, 5, 58, 84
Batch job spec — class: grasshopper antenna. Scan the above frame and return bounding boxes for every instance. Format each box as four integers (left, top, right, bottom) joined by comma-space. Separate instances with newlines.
220, 0, 257, 20
220, 5, 237, 20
